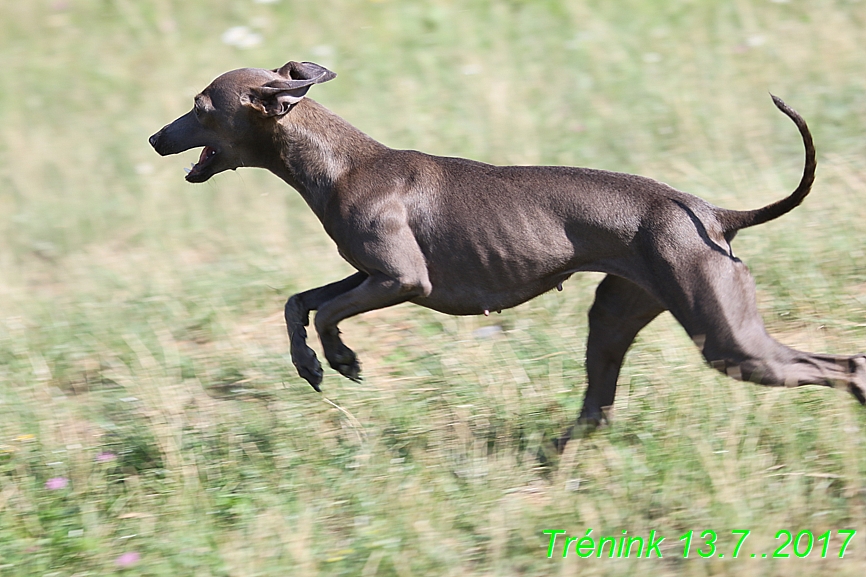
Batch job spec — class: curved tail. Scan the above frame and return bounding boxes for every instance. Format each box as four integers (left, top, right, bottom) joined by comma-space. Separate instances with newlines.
718, 95, 816, 237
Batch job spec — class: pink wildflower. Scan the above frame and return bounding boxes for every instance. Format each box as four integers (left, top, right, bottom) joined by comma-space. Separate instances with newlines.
115, 551, 141, 567
96, 452, 117, 463
45, 477, 68, 490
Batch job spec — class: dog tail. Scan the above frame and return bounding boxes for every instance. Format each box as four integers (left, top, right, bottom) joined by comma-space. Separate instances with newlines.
718, 95, 815, 237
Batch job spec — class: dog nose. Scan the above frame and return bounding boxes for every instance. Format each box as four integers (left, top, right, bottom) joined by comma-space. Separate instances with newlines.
148, 132, 161, 149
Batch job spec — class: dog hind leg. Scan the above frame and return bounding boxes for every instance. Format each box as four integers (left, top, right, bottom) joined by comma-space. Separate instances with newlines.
655, 252, 866, 404
579, 274, 666, 426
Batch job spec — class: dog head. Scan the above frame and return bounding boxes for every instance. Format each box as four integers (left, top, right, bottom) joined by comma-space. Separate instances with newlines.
148, 61, 335, 183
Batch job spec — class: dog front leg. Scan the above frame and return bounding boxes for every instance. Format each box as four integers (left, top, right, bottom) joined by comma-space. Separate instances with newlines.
313, 273, 431, 382
285, 272, 368, 390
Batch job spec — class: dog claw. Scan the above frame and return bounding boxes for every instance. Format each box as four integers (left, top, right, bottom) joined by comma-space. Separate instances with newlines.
333, 357, 362, 382
302, 367, 324, 390
342, 365, 362, 382
294, 360, 324, 391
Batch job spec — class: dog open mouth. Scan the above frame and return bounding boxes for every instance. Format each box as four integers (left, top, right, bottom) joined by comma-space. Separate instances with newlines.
184, 146, 218, 182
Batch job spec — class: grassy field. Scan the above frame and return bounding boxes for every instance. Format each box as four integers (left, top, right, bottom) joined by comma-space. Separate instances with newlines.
2, 0, 866, 575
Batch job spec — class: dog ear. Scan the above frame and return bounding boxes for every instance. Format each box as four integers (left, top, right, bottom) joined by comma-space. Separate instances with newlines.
243, 61, 336, 117
274, 61, 337, 84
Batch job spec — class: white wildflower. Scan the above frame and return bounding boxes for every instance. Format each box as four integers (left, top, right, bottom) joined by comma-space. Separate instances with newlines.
221, 26, 262, 49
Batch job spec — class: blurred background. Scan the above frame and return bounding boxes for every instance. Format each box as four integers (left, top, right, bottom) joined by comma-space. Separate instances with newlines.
1, 0, 866, 575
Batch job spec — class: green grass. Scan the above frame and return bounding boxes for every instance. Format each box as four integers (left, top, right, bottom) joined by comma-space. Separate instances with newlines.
2, 0, 866, 575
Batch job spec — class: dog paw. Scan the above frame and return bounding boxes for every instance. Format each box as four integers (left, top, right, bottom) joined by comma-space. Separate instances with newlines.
291, 342, 324, 391
553, 419, 599, 453
326, 345, 362, 382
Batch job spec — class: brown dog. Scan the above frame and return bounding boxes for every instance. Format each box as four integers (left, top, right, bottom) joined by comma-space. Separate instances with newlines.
150, 61, 866, 435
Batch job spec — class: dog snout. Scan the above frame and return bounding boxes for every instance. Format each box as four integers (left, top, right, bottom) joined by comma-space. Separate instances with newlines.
148, 110, 207, 156
149, 128, 174, 156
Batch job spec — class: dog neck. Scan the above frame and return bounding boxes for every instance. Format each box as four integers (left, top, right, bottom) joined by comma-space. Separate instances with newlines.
271, 98, 387, 219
